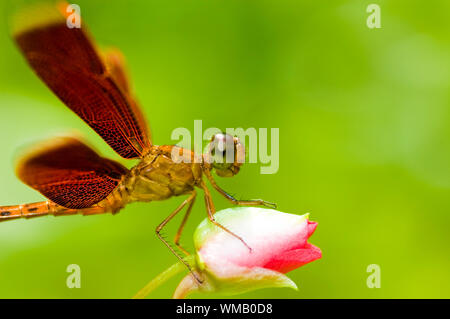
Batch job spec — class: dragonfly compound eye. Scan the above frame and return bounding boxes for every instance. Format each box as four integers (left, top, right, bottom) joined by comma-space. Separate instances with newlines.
209, 133, 243, 177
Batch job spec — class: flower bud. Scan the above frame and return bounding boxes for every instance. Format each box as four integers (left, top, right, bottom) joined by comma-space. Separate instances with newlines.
174, 207, 321, 298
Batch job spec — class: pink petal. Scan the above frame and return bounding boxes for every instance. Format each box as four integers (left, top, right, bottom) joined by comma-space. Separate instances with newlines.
307, 221, 318, 237
199, 218, 312, 270
263, 243, 322, 273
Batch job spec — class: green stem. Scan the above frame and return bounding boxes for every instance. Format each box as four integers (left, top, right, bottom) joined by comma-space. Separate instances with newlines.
132, 256, 194, 299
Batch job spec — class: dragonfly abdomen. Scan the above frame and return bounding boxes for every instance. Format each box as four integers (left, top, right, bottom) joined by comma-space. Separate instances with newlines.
0, 193, 127, 222
0, 201, 75, 221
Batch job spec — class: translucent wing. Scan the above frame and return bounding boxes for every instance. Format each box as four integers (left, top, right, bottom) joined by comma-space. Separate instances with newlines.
16, 137, 128, 209
12, 3, 152, 159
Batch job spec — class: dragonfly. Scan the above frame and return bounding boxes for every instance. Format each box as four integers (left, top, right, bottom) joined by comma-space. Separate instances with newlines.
0, 2, 275, 278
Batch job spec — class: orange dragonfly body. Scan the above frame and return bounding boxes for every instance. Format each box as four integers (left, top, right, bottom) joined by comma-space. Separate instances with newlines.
0, 3, 274, 275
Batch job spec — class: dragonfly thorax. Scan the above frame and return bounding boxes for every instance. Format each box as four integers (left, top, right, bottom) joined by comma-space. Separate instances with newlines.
124, 145, 203, 203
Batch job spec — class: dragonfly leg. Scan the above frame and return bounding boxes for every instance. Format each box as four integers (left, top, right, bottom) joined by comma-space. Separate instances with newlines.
205, 170, 276, 209
174, 190, 197, 256
155, 191, 202, 283
201, 182, 252, 252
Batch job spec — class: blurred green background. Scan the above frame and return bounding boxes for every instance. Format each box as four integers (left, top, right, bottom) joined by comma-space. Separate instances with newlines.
0, 0, 449, 298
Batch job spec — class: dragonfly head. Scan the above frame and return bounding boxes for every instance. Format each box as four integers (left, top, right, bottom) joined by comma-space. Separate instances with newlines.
206, 133, 245, 178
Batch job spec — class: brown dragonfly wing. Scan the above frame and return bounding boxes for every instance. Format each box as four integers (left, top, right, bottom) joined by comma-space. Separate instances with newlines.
12, 3, 151, 159
104, 49, 131, 94
16, 137, 128, 209
103, 49, 152, 144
